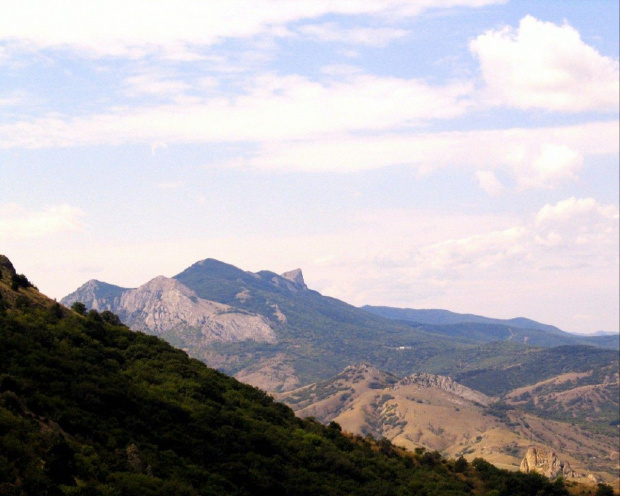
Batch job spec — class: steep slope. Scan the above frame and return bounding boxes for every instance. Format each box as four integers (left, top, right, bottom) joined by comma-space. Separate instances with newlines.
279, 365, 620, 484
2, 256, 587, 496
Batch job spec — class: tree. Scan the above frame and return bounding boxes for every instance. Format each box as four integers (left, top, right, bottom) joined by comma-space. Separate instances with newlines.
595, 483, 614, 496
71, 302, 87, 315
11, 273, 34, 291
454, 456, 468, 473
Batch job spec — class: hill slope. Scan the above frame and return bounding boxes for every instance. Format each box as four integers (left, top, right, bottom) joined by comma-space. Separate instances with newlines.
2, 255, 591, 496
278, 365, 619, 484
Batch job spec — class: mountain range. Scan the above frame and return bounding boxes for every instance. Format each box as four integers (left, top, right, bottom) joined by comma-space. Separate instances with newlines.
61, 258, 618, 393
60, 257, 620, 486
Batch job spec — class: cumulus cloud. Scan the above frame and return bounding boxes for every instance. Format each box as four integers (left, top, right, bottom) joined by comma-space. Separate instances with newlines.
534, 197, 619, 252
518, 143, 583, 189
0, 204, 85, 239
470, 15, 619, 112
366, 197, 618, 280
0, 0, 504, 58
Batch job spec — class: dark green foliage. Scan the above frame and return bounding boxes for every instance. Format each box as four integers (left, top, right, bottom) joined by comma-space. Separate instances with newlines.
595, 483, 615, 496
71, 301, 87, 315
472, 458, 569, 496
10, 273, 34, 291
100, 310, 124, 326
454, 455, 468, 473
0, 283, 575, 496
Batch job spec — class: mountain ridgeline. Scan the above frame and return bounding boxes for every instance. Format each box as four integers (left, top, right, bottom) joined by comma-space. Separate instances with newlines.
2, 254, 600, 495
62, 258, 618, 395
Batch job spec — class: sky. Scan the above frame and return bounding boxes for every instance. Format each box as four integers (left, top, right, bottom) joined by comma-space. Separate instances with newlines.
0, 0, 618, 335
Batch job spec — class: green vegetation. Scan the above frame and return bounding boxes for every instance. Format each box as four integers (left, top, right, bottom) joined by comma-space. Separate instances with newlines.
0, 259, 582, 495
451, 345, 619, 396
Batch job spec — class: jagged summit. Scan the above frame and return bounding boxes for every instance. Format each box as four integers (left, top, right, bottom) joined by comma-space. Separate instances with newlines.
281, 268, 306, 289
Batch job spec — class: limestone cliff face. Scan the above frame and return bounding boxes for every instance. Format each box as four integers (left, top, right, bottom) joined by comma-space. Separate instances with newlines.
520, 446, 576, 479
393, 373, 492, 406
61, 279, 126, 311
62, 276, 277, 345
119, 276, 277, 344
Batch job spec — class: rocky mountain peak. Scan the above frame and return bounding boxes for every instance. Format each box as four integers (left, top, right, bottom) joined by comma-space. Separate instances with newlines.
280, 269, 306, 289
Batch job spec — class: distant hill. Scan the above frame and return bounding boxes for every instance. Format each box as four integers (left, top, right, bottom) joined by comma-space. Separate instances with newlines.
361, 305, 565, 333
62, 257, 618, 393
362, 305, 619, 350
3, 254, 593, 495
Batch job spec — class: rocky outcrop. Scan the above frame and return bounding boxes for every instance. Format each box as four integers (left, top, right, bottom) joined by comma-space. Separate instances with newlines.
520, 446, 576, 479
281, 269, 307, 289
61, 279, 127, 311
62, 276, 277, 345
393, 373, 492, 406
120, 276, 277, 344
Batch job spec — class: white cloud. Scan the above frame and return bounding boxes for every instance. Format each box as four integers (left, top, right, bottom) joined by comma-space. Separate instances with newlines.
219, 121, 617, 185
470, 15, 620, 112
475, 169, 505, 196
123, 72, 191, 99
0, 73, 472, 148
4, 198, 616, 333
518, 143, 583, 189
362, 197, 618, 282
0, 0, 504, 58
0, 204, 85, 239
535, 197, 619, 237
300, 23, 409, 46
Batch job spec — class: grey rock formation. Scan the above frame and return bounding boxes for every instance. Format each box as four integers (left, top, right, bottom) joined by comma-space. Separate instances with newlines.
61, 279, 126, 311
62, 276, 276, 344
393, 373, 492, 406
520, 446, 576, 479
119, 276, 277, 343
280, 268, 307, 290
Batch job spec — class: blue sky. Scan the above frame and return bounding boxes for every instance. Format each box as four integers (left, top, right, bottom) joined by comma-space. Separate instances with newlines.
1, 0, 618, 334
